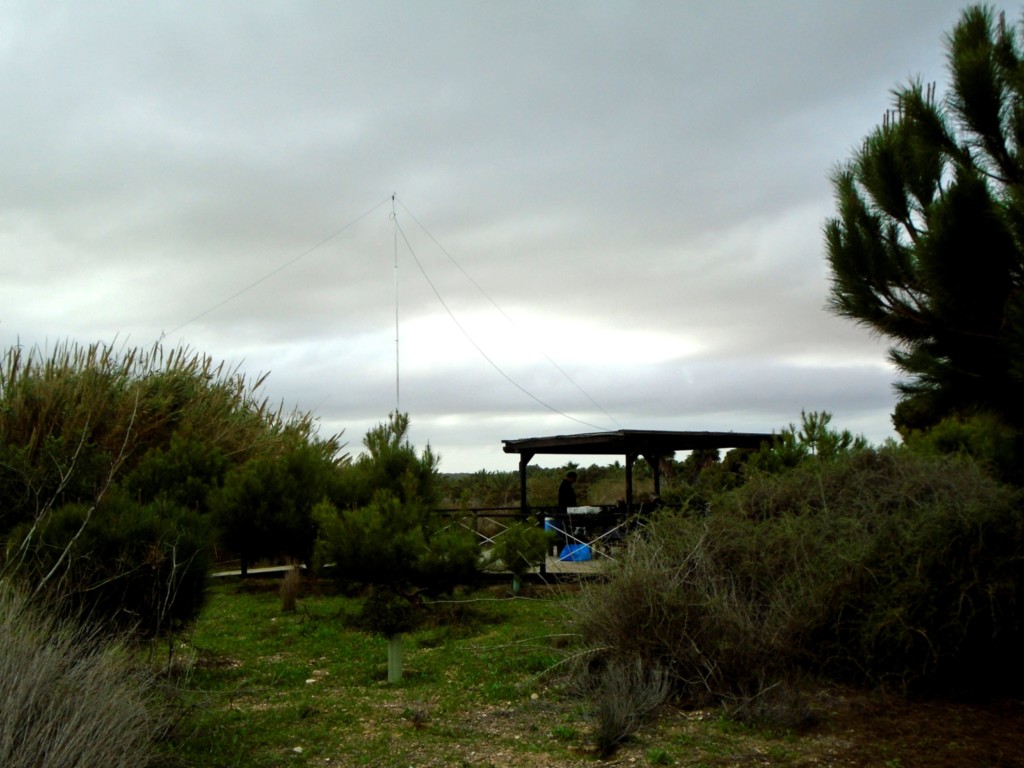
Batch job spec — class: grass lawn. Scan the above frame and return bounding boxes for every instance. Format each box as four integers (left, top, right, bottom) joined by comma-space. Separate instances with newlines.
163, 577, 590, 767
159, 577, 1024, 768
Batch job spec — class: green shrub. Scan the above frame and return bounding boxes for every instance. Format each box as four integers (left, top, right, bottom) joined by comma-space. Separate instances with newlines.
808, 455, 1024, 691
0, 341, 328, 538
415, 521, 481, 593
903, 412, 1021, 483
747, 410, 869, 475
357, 585, 420, 637
0, 582, 166, 768
10, 492, 212, 636
577, 447, 1024, 706
314, 413, 478, 598
339, 412, 440, 508
313, 414, 478, 683
731, 448, 1024, 692
314, 491, 477, 595
485, 519, 553, 592
0, 340, 348, 635
575, 515, 793, 712
123, 435, 228, 513
210, 437, 337, 573
0, 436, 113, 536
314, 490, 477, 684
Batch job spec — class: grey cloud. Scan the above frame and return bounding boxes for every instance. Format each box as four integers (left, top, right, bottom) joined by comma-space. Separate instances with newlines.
0, 0, 967, 469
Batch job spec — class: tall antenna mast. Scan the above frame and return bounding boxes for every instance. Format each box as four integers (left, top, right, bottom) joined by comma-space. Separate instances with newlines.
392, 194, 400, 412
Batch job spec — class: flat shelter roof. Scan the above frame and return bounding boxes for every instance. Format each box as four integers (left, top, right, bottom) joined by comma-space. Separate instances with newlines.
502, 429, 774, 459
502, 432, 777, 555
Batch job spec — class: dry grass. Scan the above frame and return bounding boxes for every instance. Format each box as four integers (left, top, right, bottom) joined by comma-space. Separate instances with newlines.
279, 564, 303, 613
0, 582, 166, 768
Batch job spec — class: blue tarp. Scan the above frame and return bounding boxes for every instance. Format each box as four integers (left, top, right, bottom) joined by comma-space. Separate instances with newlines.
559, 543, 591, 562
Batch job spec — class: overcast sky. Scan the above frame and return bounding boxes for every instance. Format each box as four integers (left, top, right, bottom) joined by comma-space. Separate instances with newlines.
2, 1, 975, 472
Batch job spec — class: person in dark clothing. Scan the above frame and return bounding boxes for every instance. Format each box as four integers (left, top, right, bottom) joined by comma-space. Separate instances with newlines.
557, 470, 578, 514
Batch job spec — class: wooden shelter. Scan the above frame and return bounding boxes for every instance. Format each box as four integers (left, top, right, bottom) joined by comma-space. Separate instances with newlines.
502, 429, 773, 513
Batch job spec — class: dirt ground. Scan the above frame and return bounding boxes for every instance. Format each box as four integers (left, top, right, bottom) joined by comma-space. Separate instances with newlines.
561, 690, 1024, 767
613, 688, 1024, 768
816, 690, 1024, 768
339, 676, 1024, 768
520, 578, 1024, 767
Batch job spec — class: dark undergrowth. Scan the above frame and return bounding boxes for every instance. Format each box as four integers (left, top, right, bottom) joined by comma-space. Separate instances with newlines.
574, 447, 1024, 747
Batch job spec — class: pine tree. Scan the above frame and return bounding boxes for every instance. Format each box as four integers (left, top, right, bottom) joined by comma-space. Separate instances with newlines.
825, 5, 1024, 433
313, 412, 478, 682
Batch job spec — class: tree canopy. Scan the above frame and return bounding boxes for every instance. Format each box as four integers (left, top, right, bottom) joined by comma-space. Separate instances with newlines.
825, 4, 1024, 433
314, 411, 477, 598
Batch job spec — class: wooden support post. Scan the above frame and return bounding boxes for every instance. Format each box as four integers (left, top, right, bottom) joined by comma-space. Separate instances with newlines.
642, 453, 663, 498
625, 453, 635, 511
518, 453, 546, 575
518, 453, 533, 515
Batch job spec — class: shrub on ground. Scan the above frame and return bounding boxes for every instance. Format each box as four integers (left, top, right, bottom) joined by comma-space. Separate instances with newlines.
902, 411, 1022, 483
484, 519, 553, 592
0, 341, 318, 539
575, 515, 797, 714
0, 582, 166, 768
0, 340, 347, 638
314, 413, 478, 601
9, 492, 212, 636
578, 655, 670, 756
210, 437, 337, 574
123, 435, 228, 514
314, 491, 477, 595
576, 447, 1024, 714
806, 454, 1024, 691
